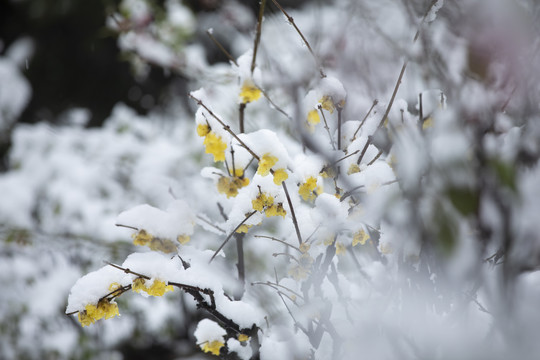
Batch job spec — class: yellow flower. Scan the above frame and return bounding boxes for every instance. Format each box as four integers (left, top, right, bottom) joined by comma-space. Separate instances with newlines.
197, 123, 210, 137
252, 193, 274, 212
238, 334, 250, 342
265, 203, 286, 218
203, 132, 227, 162
239, 80, 262, 103
148, 238, 177, 253
217, 175, 250, 198
77, 299, 119, 327
177, 234, 190, 244
132, 229, 153, 246
323, 236, 335, 246
422, 117, 433, 130
288, 264, 309, 281
380, 242, 393, 254
336, 242, 346, 255
201, 340, 224, 356
272, 168, 288, 185
299, 242, 310, 253
298, 176, 321, 201
108, 282, 122, 292
347, 164, 360, 175
132, 278, 174, 297
307, 109, 320, 125
257, 153, 278, 176
320, 166, 335, 178
236, 224, 251, 233
352, 229, 370, 246
233, 168, 244, 177
319, 96, 335, 113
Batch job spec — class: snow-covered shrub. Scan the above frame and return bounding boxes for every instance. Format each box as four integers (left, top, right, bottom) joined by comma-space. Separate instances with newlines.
2, 0, 540, 359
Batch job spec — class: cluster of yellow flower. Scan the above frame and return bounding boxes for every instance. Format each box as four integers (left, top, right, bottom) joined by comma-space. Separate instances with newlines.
197, 123, 227, 162
252, 192, 286, 218
298, 176, 322, 202
352, 229, 370, 246
132, 229, 189, 253
288, 244, 314, 281
217, 170, 250, 198
256, 153, 288, 185
132, 278, 174, 297
78, 298, 119, 327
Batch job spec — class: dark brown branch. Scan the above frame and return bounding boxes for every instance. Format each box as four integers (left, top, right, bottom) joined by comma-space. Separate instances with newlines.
251, 0, 267, 74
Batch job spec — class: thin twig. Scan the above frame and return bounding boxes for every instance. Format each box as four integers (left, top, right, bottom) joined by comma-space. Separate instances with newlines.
260, 87, 292, 120
251, 0, 267, 74
357, 61, 408, 165
251, 281, 305, 300
115, 223, 139, 231
281, 181, 303, 245
239, 103, 246, 133
206, 29, 238, 66
351, 99, 378, 141
196, 214, 226, 234
270, 0, 326, 78
105, 261, 150, 279
210, 211, 257, 263
337, 106, 343, 151
367, 150, 384, 165
254, 235, 301, 252
319, 105, 336, 150
189, 95, 261, 161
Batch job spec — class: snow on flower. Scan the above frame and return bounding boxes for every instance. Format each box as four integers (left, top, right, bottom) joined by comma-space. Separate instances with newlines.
132, 278, 174, 297
194, 319, 226, 356
116, 200, 195, 245
239, 79, 262, 103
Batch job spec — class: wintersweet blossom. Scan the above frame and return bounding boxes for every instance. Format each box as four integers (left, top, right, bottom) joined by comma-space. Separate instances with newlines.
132, 278, 174, 297
272, 168, 288, 185
236, 224, 251, 233
298, 176, 322, 201
197, 123, 211, 137
203, 132, 227, 162
257, 153, 278, 176
319, 95, 335, 113
132, 229, 152, 246
201, 340, 225, 356
252, 192, 274, 212
352, 229, 370, 246
264, 203, 286, 218
132, 229, 178, 253
239, 80, 262, 103
78, 299, 120, 327
288, 253, 313, 281
251, 192, 286, 218
217, 175, 250, 198
336, 242, 346, 255
307, 109, 321, 125
347, 164, 360, 175
177, 234, 190, 244
237, 334, 250, 342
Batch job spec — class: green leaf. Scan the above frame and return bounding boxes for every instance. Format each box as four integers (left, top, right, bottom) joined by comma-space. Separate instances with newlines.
489, 158, 517, 192
446, 187, 479, 216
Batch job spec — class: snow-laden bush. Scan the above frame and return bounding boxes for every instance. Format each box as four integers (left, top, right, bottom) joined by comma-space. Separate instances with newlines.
3, 0, 540, 359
